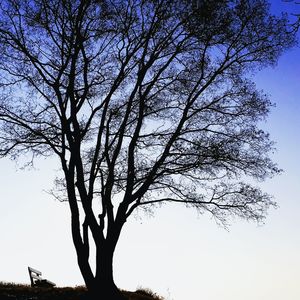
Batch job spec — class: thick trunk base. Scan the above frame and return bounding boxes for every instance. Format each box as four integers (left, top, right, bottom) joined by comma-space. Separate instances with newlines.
85, 282, 127, 300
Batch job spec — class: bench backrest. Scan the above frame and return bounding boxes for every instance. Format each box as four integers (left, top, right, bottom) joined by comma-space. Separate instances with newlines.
28, 267, 43, 287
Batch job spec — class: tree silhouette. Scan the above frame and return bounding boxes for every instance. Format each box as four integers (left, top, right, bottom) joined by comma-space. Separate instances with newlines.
0, 1, 296, 299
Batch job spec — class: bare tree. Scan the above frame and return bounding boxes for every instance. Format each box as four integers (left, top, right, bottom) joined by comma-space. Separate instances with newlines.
282, 0, 300, 28
0, 0, 296, 299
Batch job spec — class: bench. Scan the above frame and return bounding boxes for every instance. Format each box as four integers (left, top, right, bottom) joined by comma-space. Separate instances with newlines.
28, 266, 56, 288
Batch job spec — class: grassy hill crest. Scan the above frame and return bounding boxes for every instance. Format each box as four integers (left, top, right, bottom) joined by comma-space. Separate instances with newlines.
0, 282, 165, 300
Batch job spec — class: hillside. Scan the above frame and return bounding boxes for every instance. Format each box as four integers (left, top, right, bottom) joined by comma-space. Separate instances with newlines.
0, 282, 164, 300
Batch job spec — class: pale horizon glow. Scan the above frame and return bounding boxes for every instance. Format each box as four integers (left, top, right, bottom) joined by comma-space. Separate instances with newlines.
0, 2, 300, 300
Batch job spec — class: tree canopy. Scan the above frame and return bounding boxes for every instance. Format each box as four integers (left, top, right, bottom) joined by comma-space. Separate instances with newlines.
0, 0, 296, 299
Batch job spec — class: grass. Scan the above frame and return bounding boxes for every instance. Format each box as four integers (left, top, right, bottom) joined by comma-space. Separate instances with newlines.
0, 282, 165, 300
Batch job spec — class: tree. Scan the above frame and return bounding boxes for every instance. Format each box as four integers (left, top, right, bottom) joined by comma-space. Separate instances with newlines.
0, 0, 296, 299
282, 0, 300, 28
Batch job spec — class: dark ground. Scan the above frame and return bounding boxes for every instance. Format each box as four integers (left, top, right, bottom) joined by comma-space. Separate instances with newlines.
0, 282, 164, 300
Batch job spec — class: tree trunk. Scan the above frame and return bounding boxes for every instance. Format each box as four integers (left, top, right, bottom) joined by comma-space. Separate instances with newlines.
86, 243, 127, 300
88, 279, 126, 300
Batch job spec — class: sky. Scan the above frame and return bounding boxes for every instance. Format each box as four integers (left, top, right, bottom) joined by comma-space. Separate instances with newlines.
0, 1, 300, 300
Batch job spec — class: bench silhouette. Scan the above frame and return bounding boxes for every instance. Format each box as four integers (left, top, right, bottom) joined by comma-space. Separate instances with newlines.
28, 266, 56, 288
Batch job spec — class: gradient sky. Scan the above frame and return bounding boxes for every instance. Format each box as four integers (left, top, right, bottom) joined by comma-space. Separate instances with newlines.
0, 1, 299, 300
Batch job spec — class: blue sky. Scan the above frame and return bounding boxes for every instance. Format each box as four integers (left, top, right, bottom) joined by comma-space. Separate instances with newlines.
0, 1, 299, 300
